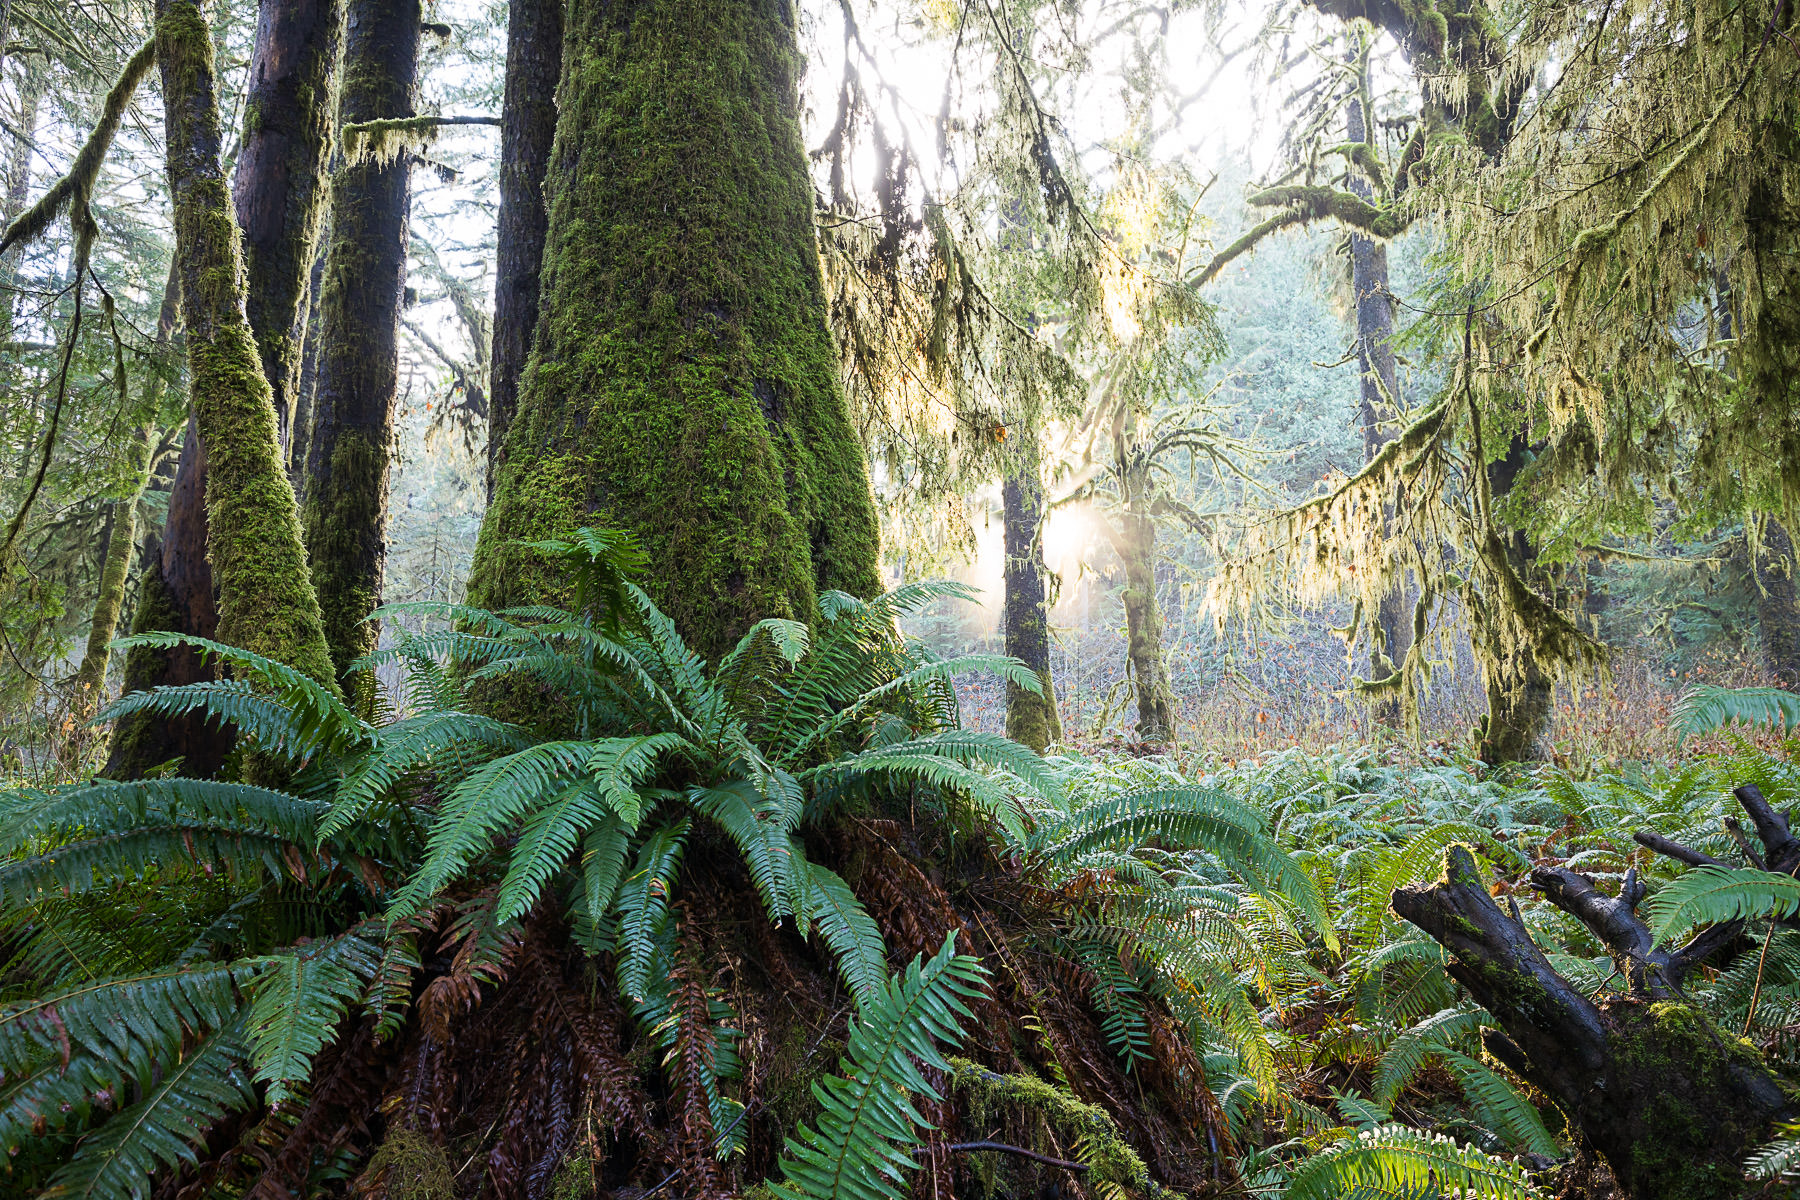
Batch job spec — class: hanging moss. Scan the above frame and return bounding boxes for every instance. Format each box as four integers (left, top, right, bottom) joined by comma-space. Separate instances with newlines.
468, 0, 882, 658
155, 0, 337, 692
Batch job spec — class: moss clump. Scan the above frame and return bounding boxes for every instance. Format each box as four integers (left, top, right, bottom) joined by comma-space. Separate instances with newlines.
947, 1057, 1174, 1198
361, 1128, 454, 1200
1602, 999, 1786, 1200
468, 0, 882, 659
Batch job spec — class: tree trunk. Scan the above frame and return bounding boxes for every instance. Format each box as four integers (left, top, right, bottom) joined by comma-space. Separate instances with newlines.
234, 0, 344, 457
486, 0, 562, 502
1345, 87, 1408, 725
1752, 520, 1800, 690
1394, 820, 1796, 1200
1002, 466, 1061, 752
153, 0, 337, 685
111, 0, 346, 775
71, 260, 181, 711
290, 242, 327, 485
468, 0, 882, 657
1116, 510, 1176, 742
301, 0, 421, 686
1473, 436, 1552, 763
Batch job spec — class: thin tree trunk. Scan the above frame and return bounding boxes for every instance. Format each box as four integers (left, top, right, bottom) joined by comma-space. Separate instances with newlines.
290, 241, 327, 484
486, 0, 562, 501
1345, 84, 1408, 725
1116, 509, 1175, 742
468, 0, 882, 658
71, 259, 180, 710
1473, 436, 1552, 763
234, 0, 344, 457
1752, 520, 1800, 690
302, 0, 420, 688
1003, 465, 1061, 751
153, 0, 337, 684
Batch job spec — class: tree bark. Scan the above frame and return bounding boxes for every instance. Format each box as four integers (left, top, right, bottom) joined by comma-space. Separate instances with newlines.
153, 0, 337, 684
301, 0, 421, 687
1116, 510, 1176, 743
1002, 465, 1061, 752
1752, 520, 1800, 690
468, 0, 882, 658
290, 241, 327, 485
1393, 841, 1792, 1200
234, 0, 344, 458
110, 0, 346, 775
71, 260, 180, 711
1472, 436, 1552, 763
1344, 86, 1409, 726
486, 0, 562, 502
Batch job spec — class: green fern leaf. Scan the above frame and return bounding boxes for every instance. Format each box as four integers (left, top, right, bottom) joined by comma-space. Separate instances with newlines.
1282, 1124, 1543, 1200
1646, 866, 1800, 942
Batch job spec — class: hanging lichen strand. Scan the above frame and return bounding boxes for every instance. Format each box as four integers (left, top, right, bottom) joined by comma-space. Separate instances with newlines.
152, 0, 337, 690
468, 0, 882, 656
302, 0, 421, 687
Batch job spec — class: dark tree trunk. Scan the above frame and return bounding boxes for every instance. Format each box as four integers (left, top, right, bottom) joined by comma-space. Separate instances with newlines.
1345, 88, 1408, 723
1394, 787, 1800, 1200
234, 0, 344, 456
1473, 436, 1552, 763
1752, 520, 1800, 690
302, 0, 420, 687
1002, 466, 1061, 752
486, 0, 563, 502
468, 0, 882, 658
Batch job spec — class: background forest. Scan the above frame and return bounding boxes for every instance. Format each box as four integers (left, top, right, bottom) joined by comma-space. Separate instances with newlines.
1, 0, 1798, 1198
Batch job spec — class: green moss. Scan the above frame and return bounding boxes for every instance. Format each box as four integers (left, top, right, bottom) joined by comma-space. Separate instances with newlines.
468, 0, 881, 658
300, 429, 385, 686
947, 1058, 1176, 1198
362, 1128, 454, 1200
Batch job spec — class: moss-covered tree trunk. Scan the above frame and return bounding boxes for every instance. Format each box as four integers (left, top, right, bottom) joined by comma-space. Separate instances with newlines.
1753, 520, 1800, 691
153, 0, 337, 684
71, 261, 180, 713
469, 0, 883, 655
1472, 437, 1552, 762
1114, 509, 1176, 743
1002, 465, 1062, 752
112, 0, 346, 776
486, 0, 562, 501
1345, 88, 1408, 727
301, 0, 420, 686
234, 0, 344, 457
290, 242, 327, 484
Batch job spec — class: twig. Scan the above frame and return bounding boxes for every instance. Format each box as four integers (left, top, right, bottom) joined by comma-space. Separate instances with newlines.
916, 1141, 1092, 1173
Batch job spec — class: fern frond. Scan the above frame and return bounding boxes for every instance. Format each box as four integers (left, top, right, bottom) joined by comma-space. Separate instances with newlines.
1674, 685, 1800, 741
1373, 1006, 1486, 1105
772, 934, 985, 1200
1438, 1048, 1556, 1156
1645, 866, 1800, 942
1282, 1124, 1543, 1200
245, 927, 383, 1103
320, 710, 525, 841
101, 633, 369, 758
804, 863, 889, 1004
39, 1025, 255, 1200
615, 820, 689, 1002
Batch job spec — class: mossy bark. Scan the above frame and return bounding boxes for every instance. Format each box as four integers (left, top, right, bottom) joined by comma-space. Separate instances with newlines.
153, 0, 337, 688
468, 0, 882, 657
1345, 89, 1409, 727
486, 0, 563, 501
233, 0, 345, 457
301, 0, 420, 686
1472, 436, 1552, 763
1753, 520, 1800, 691
1115, 511, 1176, 743
1002, 468, 1061, 752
